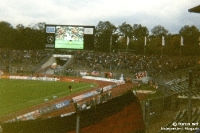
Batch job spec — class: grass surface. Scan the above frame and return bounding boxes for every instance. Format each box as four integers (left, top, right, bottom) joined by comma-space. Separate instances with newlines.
0, 79, 96, 117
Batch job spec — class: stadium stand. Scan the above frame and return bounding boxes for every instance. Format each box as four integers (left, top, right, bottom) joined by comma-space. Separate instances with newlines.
157, 107, 200, 133
1, 49, 200, 133
1, 49, 200, 78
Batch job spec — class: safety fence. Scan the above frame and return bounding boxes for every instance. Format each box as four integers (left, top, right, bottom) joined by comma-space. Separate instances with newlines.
142, 65, 200, 133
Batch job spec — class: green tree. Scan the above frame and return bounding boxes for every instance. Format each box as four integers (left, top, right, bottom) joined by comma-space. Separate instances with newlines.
16, 24, 25, 31
32, 22, 46, 31
15, 22, 45, 50
166, 34, 181, 56
179, 25, 200, 55
95, 21, 117, 52
133, 24, 149, 38
118, 22, 133, 37
132, 24, 149, 54
147, 25, 169, 55
179, 25, 199, 46
151, 25, 169, 37
0, 21, 15, 49
117, 22, 133, 51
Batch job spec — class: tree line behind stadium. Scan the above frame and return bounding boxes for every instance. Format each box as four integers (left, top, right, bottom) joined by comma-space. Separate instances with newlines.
0, 21, 199, 56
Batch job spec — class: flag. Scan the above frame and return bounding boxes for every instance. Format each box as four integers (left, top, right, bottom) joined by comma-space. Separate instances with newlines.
144, 36, 147, 46
127, 36, 129, 45
181, 36, 184, 46
162, 36, 165, 46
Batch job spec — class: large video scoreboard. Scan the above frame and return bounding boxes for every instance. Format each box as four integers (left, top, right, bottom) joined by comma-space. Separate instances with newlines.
45, 24, 95, 50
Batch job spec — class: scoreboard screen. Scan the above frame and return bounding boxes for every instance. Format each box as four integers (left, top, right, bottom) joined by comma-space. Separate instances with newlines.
45, 24, 95, 50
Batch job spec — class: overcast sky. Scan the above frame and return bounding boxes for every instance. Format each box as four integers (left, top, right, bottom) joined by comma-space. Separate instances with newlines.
0, 0, 200, 34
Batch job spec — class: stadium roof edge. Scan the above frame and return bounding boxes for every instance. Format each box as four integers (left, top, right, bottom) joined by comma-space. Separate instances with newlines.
188, 5, 200, 13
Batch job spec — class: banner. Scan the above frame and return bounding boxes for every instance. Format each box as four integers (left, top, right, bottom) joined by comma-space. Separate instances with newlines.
39, 105, 57, 115
80, 71, 87, 76
55, 100, 70, 109
84, 92, 94, 99
144, 36, 147, 46
181, 36, 184, 46
16, 110, 41, 121
162, 36, 165, 46
127, 36, 129, 45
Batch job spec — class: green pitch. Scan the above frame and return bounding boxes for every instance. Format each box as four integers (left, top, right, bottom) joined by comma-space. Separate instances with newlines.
55, 40, 84, 49
0, 79, 96, 117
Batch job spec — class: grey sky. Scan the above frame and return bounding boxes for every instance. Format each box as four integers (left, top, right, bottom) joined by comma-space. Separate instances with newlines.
0, 0, 200, 34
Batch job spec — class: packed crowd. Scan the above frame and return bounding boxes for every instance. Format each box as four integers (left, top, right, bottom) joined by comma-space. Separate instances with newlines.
0, 49, 199, 78
0, 49, 51, 73
74, 51, 200, 77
